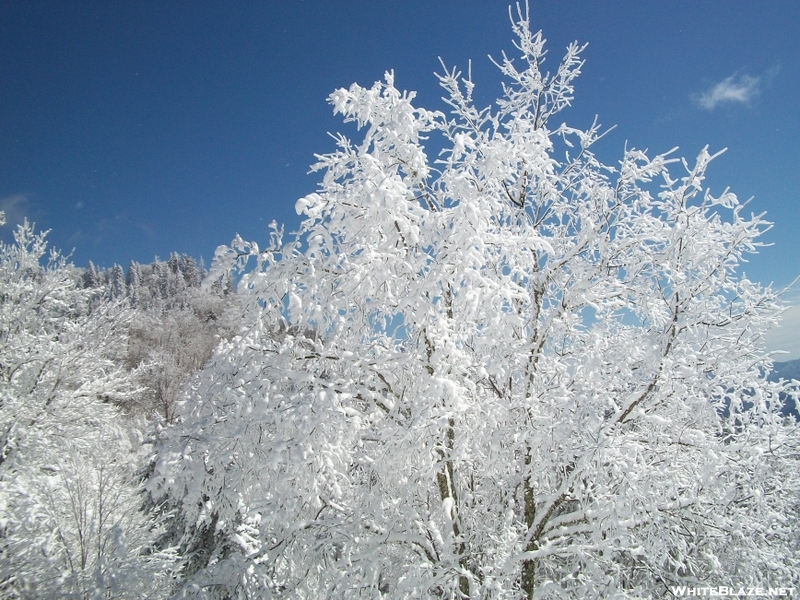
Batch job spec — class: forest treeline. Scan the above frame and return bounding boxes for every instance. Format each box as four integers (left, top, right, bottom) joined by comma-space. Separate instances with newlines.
79, 253, 238, 422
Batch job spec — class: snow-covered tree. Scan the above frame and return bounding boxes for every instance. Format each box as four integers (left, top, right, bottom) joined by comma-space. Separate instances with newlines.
0, 217, 176, 597
126, 288, 238, 423
109, 262, 126, 300
114, 253, 237, 421
182, 254, 202, 289
82, 259, 100, 289
150, 7, 799, 599
126, 260, 143, 307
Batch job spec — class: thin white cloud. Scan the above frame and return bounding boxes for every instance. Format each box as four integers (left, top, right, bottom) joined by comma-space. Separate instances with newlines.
0, 194, 30, 228
765, 289, 800, 362
696, 73, 761, 110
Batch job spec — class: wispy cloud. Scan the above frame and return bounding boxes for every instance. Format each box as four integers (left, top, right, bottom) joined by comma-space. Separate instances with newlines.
765, 288, 800, 361
0, 194, 31, 229
695, 73, 761, 110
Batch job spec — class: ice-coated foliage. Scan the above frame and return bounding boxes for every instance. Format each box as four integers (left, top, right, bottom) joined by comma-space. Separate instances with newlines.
126, 289, 239, 423
0, 218, 176, 598
73, 253, 238, 422
150, 7, 799, 599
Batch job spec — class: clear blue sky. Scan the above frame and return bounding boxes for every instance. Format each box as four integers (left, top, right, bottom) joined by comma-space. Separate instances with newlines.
1, 2, 797, 287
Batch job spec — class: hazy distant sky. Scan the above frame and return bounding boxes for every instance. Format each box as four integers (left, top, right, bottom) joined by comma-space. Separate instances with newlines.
1, 1, 798, 353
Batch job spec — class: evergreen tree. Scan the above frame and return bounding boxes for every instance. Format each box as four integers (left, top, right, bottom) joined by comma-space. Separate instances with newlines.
109, 263, 126, 299
83, 259, 99, 288
126, 260, 142, 307
181, 253, 201, 288
153, 260, 170, 301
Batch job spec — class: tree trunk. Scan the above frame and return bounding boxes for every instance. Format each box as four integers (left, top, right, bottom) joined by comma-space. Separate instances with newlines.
522, 448, 536, 599
437, 417, 470, 597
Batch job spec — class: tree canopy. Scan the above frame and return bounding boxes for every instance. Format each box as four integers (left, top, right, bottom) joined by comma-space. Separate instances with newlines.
149, 6, 799, 599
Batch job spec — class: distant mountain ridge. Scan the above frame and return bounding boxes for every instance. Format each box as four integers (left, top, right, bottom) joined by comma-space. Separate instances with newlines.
770, 358, 800, 383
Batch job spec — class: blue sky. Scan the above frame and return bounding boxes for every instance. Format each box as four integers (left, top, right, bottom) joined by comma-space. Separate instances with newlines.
1, 1, 798, 354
